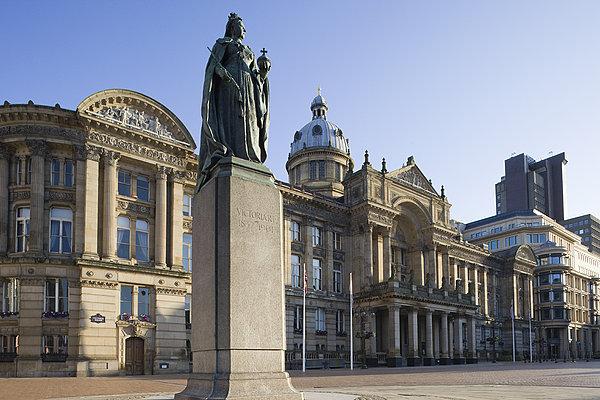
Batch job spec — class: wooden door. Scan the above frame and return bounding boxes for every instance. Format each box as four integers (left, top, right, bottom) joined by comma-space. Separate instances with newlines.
125, 337, 144, 375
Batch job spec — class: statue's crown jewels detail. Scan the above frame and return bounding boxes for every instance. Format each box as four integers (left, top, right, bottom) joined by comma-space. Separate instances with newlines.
228, 13, 242, 22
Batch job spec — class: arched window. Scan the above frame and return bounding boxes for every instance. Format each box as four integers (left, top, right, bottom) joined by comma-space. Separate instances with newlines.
49, 208, 72, 254
117, 216, 130, 259
135, 220, 149, 262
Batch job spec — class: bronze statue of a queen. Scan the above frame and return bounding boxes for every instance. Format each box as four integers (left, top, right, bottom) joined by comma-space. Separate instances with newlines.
197, 13, 271, 189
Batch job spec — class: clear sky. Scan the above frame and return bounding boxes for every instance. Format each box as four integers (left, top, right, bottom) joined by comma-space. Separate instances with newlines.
2, 1, 599, 223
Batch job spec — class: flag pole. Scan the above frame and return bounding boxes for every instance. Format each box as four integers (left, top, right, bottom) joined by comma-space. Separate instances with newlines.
302, 262, 307, 373
349, 272, 354, 370
529, 312, 533, 363
511, 299, 516, 363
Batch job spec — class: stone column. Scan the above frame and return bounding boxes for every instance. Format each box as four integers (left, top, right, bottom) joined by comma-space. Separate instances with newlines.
303, 220, 313, 289
26, 140, 46, 255
154, 166, 168, 268
491, 273, 498, 317
463, 262, 470, 294
387, 305, 402, 366
407, 308, 420, 366
512, 273, 519, 319
448, 318, 454, 360
427, 246, 437, 286
325, 228, 334, 290
473, 267, 479, 306
0, 144, 10, 255
170, 171, 185, 269
364, 225, 373, 287
467, 317, 477, 363
81, 146, 101, 258
74, 146, 87, 256
424, 309, 434, 365
528, 275, 534, 320
482, 269, 489, 316
414, 250, 425, 286
439, 312, 450, 364
442, 251, 450, 288
383, 229, 392, 281
454, 316, 465, 363
101, 150, 119, 259
433, 317, 440, 359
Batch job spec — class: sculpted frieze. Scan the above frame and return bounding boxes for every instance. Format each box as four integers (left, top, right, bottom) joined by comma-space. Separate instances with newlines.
117, 200, 154, 215
155, 287, 187, 296
92, 107, 176, 141
313, 247, 326, 259
291, 242, 303, 254
282, 197, 347, 226
80, 279, 119, 289
87, 130, 185, 167
333, 251, 345, 262
10, 190, 30, 202
183, 220, 193, 231
46, 190, 74, 202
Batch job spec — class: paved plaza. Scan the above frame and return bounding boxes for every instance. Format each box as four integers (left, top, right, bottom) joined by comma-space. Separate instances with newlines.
0, 362, 599, 400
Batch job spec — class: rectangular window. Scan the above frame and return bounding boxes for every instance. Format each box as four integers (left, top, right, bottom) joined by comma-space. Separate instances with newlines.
505, 235, 518, 247
0, 335, 17, 354
42, 335, 54, 355
312, 226, 322, 247
291, 255, 301, 288
553, 308, 564, 319
312, 258, 322, 290
138, 287, 150, 318
15, 207, 30, 253
183, 193, 192, 216
318, 160, 326, 179
136, 176, 149, 201
293, 305, 303, 331
291, 221, 301, 241
335, 162, 341, 181
44, 278, 68, 313
120, 285, 133, 316
0, 278, 19, 313
135, 220, 149, 262
51, 159, 60, 186
64, 160, 74, 187
49, 208, 73, 254
333, 262, 342, 293
527, 233, 546, 244
16, 158, 24, 185
117, 216, 130, 259
488, 240, 499, 250
309, 161, 317, 180
26, 158, 32, 184
182, 233, 193, 272
118, 170, 131, 196
333, 232, 342, 250
315, 308, 325, 331
184, 294, 191, 327
335, 310, 344, 333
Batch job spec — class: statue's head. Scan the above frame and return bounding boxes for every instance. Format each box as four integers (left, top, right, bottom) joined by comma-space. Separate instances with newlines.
225, 13, 246, 40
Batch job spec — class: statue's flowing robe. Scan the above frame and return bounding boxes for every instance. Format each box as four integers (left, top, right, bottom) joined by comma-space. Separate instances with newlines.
197, 37, 270, 190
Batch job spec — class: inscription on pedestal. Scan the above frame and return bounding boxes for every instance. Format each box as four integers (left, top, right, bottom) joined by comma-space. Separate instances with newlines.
236, 207, 275, 234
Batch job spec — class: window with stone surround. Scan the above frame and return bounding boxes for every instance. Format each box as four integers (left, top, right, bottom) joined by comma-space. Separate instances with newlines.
117, 216, 131, 259
333, 232, 342, 250
333, 262, 342, 293
118, 170, 132, 196
49, 208, 72, 254
15, 207, 30, 253
291, 254, 301, 288
64, 160, 74, 187
291, 221, 301, 241
138, 287, 150, 319
135, 220, 149, 262
41, 335, 67, 361
311, 226, 322, 247
183, 193, 192, 216
0, 278, 19, 313
293, 305, 303, 331
335, 310, 344, 333
309, 161, 317, 180
51, 159, 61, 186
44, 278, 68, 313
184, 294, 191, 328
315, 308, 325, 331
136, 176, 149, 201
312, 258, 322, 290
0, 335, 17, 355
182, 233, 192, 272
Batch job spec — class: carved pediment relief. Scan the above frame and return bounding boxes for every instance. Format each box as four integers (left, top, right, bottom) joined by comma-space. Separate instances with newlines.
388, 165, 437, 194
77, 89, 196, 150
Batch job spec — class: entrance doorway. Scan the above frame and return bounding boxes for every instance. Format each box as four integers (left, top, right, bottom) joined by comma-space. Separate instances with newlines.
125, 337, 144, 375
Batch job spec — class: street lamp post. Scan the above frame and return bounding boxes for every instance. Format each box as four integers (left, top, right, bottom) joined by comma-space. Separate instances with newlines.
354, 305, 374, 369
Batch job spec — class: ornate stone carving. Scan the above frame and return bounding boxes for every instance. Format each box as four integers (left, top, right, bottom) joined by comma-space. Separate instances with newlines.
94, 106, 175, 140
156, 165, 170, 180
117, 200, 153, 215
25, 139, 47, 157
87, 130, 185, 167
393, 169, 432, 192
0, 125, 85, 141
102, 149, 121, 165
46, 190, 75, 202
0, 143, 12, 159
80, 279, 119, 289
171, 170, 187, 183
183, 220, 193, 230
10, 190, 30, 202
155, 287, 187, 296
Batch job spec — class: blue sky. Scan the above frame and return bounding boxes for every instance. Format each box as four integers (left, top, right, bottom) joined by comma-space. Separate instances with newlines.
2, 1, 599, 222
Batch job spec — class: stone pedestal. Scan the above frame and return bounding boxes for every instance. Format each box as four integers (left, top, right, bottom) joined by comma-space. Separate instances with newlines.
175, 157, 302, 400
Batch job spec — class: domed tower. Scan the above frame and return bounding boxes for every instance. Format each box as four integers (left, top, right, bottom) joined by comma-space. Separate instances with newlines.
286, 91, 353, 198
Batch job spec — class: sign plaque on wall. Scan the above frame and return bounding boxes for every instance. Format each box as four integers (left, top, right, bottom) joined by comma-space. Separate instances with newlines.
90, 313, 106, 323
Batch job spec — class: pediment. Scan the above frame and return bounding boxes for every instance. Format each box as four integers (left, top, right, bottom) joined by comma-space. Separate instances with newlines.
77, 89, 196, 150
388, 164, 437, 194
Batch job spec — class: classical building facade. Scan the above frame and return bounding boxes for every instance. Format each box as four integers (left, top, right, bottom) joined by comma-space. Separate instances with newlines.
2, 89, 589, 377
464, 210, 600, 360
0, 90, 197, 377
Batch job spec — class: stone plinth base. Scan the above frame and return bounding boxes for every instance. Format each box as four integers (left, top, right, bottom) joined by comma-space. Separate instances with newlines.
366, 357, 379, 367
453, 357, 466, 365
422, 357, 435, 366
386, 357, 404, 367
175, 157, 301, 400
176, 372, 302, 400
466, 358, 478, 364
406, 357, 422, 367
438, 357, 451, 365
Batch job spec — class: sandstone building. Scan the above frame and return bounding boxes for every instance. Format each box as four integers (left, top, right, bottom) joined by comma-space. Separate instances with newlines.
1, 89, 594, 377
